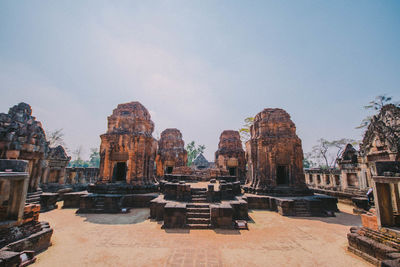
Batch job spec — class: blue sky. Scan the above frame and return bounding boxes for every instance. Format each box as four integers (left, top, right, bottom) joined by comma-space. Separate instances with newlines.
1, 1, 399, 160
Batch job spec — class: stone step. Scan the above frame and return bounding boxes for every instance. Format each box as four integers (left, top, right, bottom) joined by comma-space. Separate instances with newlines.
295, 213, 312, 216
27, 193, 42, 198
188, 218, 210, 224
191, 188, 207, 191
187, 204, 209, 208
295, 208, 309, 211
27, 196, 40, 201
192, 197, 207, 201
359, 228, 400, 250
188, 224, 211, 229
187, 208, 210, 213
26, 197, 41, 204
187, 212, 210, 218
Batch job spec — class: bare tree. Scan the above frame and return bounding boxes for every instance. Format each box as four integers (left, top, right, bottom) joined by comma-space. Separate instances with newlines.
308, 138, 358, 168
357, 95, 399, 129
72, 145, 84, 161
47, 128, 65, 147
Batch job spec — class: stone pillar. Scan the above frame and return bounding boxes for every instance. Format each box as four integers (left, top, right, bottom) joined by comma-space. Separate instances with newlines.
42, 166, 50, 184
341, 171, 348, 190
393, 183, 400, 213
59, 168, 66, 184
374, 182, 394, 227
7, 178, 28, 222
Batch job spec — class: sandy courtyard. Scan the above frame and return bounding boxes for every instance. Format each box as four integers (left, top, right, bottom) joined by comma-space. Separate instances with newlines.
34, 202, 371, 267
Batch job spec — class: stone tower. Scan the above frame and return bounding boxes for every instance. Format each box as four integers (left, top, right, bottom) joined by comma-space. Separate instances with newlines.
215, 130, 246, 182
99, 102, 157, 185
0, 103, 48, 192
155, 128, 187, 177
245, 108, 310, 195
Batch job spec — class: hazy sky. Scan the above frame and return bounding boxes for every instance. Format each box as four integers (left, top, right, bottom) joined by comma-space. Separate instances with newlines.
1, 1, 399, 160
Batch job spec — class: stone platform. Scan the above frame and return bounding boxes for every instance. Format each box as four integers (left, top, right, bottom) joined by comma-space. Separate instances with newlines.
76, 183, 160, 213
150, 180, 248, 229
77, 193, 159, 213
0, 205, 53, 266
348, 226, 400, 266
245, 193, 338, 217
150, 195, 248, 229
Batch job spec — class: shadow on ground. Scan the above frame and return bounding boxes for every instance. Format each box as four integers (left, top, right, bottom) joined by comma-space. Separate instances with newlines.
77, 208, 149, 225
213, 229, 241, 235
164, 228, 190, 234
287, 210, 362, 227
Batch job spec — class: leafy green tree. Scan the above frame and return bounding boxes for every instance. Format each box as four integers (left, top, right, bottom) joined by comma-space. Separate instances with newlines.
303, 153, 314, 168
88, 147, 100, 167
186, 141, 206, 166
239, 117, 254, 145
69, 145, 89, 167
357, 95, 399, 129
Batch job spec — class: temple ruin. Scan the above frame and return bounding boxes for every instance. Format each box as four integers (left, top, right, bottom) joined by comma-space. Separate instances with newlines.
242, 108, 337, 217
245, 108, 310, 195
155, 128, 187, 177
0, 159, 53, 266
215, 130, 246, 183
305, 143, 370, 207
98, 101, 157, 185
0, 103, 48, 193
347, 104, 400, 266
42, 145, 71, 184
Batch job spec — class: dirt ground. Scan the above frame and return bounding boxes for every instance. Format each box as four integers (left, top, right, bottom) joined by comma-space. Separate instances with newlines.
34, 202, 371, 267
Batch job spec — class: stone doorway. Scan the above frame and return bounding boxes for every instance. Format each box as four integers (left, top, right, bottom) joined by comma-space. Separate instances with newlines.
277, 165, 289, 185
229, 167, 236, 176
166, 166, 173, 174
112, 162, 127, 182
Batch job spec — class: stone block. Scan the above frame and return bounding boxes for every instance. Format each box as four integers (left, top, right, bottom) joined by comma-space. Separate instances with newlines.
210, 203, 233, 229
120, 193, 159, 208
246, 195, 270, 209
62, 191, 88, 208
276, 199, 295, 216
40, 192, 59, 212
163, 203, 187, 228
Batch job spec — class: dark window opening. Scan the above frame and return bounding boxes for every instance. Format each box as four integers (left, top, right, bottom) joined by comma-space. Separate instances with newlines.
229, 167, 236, 176
277, 165, 289, 185
112, 162, 127, 182
309, 175, 313, 183
166, 166, 173, 174
317, 175, 321, 184
335, 175, 340, 186
326, 176, 330, 184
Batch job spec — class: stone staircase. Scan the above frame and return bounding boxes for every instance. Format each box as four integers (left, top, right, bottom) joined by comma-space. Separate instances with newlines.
26, 189, 43, 205
94, 196, 106, 213
294, 200, 312, 217
186, 204, 211, 229
191, 188, 207, 203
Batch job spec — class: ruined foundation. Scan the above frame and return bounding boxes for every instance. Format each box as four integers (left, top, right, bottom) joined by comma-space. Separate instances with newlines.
0, 160, 53, 266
